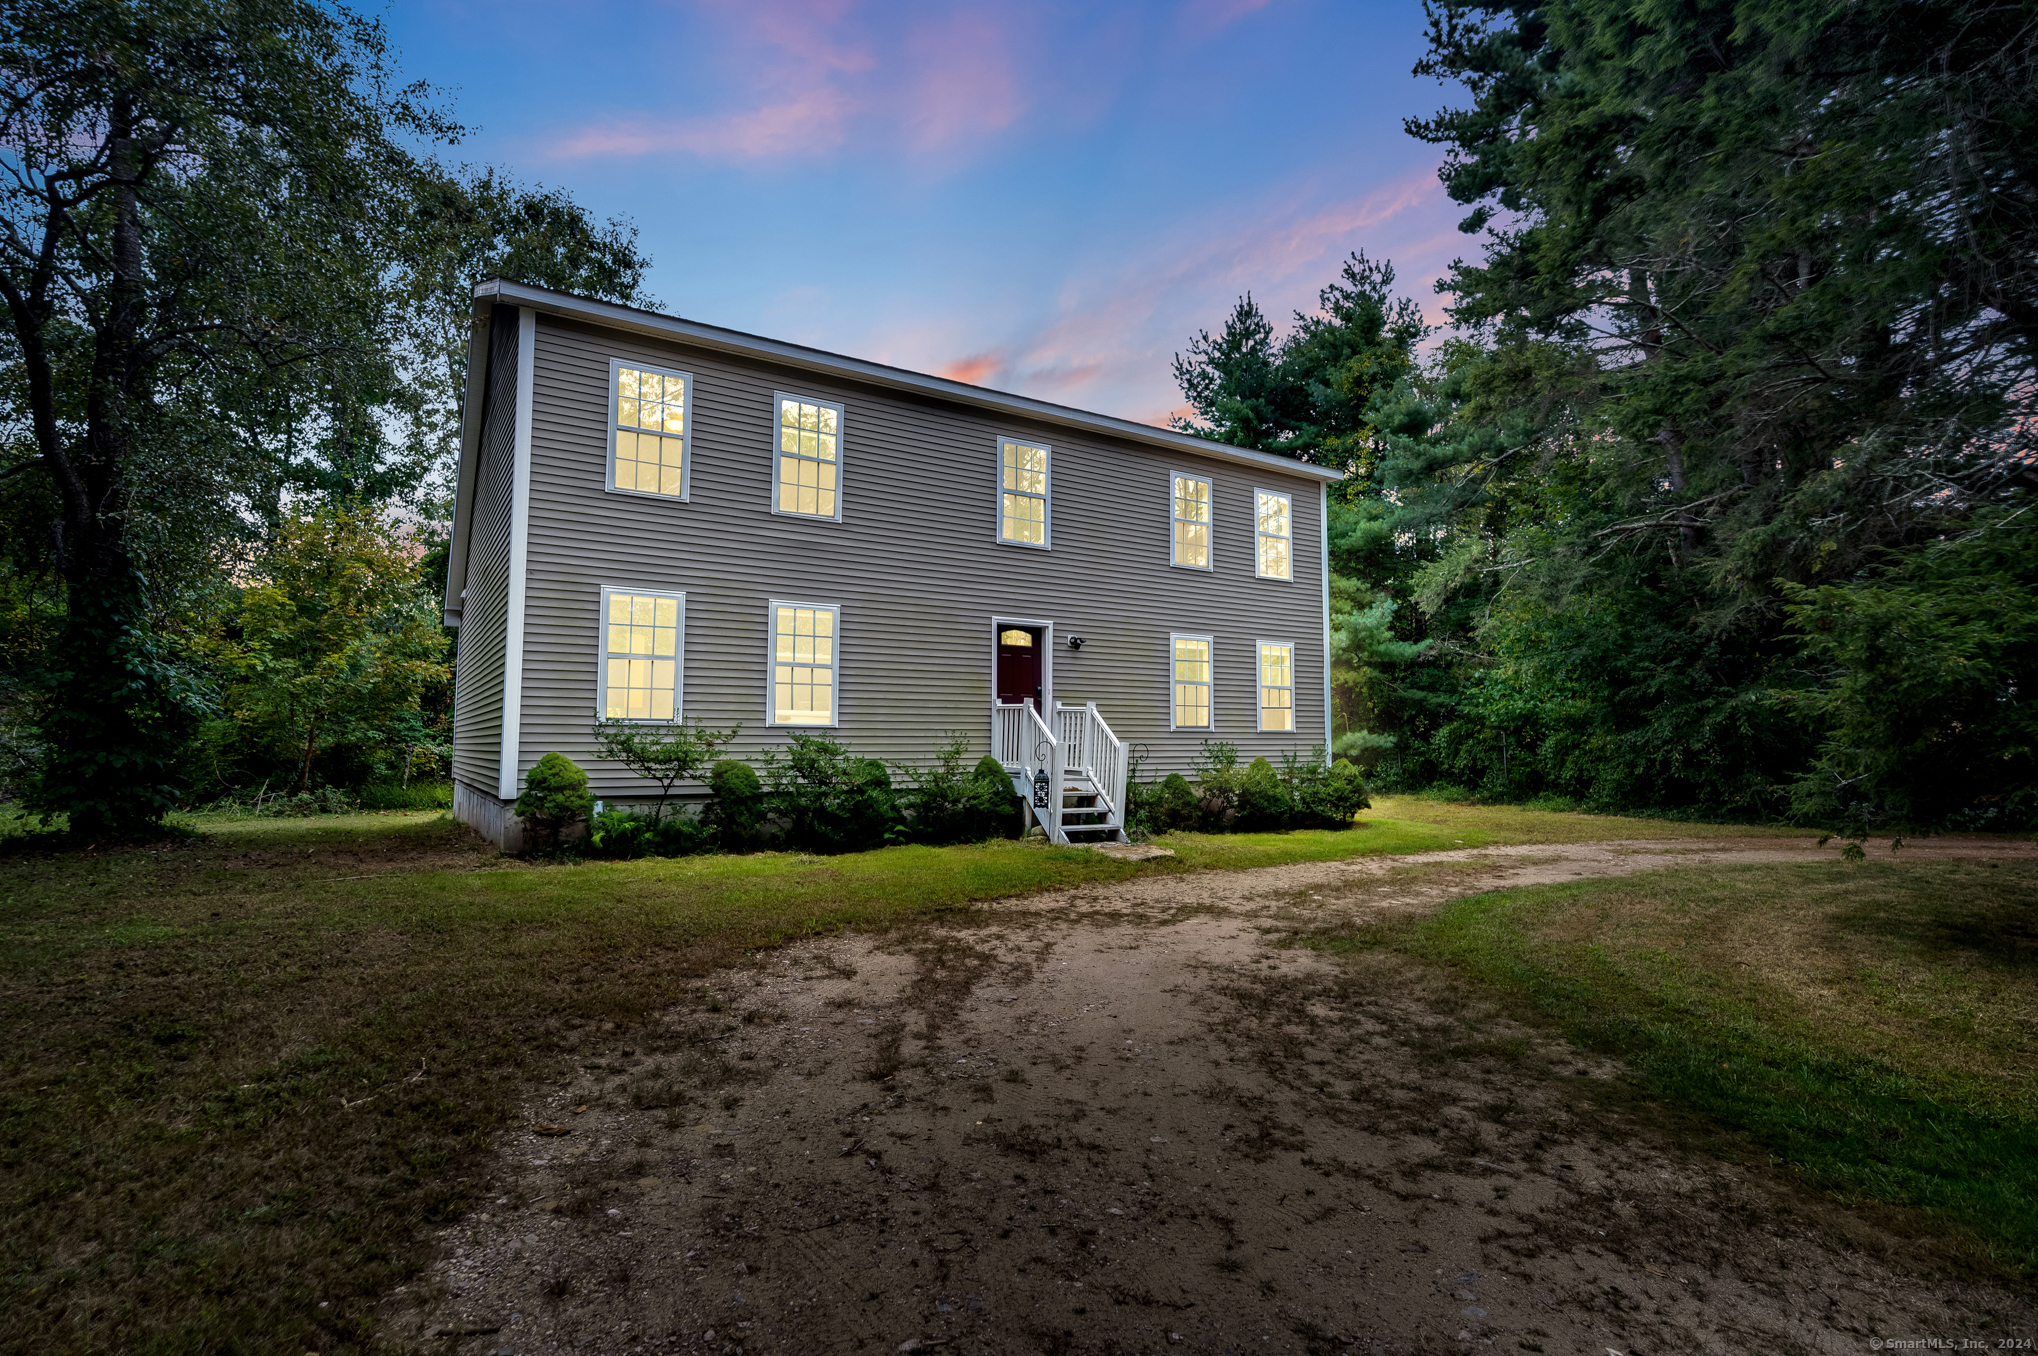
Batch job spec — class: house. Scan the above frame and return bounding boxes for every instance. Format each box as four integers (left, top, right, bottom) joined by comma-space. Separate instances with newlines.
443, 279, 1342, 850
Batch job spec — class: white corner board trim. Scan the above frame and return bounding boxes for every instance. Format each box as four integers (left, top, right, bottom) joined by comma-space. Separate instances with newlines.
497, 307, 536, 801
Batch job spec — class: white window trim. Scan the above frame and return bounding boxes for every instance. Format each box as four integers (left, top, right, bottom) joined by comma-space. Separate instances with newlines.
595, 584, 686, 723
1168, 631, 1216, 732
765, 596, 843, 729
604, 356, 694, 503
994, 433, 1052, 550
1170, 470, 1214, 572
1253, 486, 1294, 582
769, 390, 847, 522
1255, 637, 1296, 733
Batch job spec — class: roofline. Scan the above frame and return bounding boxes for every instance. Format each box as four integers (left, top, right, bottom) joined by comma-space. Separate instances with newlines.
470, 278, 1346, 484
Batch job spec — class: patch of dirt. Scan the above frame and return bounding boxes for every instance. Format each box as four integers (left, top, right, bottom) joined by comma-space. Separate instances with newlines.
389, 837, 2038, 1354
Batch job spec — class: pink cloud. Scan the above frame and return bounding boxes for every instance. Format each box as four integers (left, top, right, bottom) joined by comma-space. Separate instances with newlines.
544, 2, 1035, 165
550, 87, 858, 160
857, 163, 1467, 419
937, 351, 1004, 385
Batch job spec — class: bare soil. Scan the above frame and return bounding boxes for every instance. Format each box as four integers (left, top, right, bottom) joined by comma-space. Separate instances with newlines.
390, 837, 2038, 1355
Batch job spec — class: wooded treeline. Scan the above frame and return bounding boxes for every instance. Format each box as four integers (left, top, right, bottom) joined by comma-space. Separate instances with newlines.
1173, 0, 2037, 832
0, 0, 652, 830
1, 0, 2029, 836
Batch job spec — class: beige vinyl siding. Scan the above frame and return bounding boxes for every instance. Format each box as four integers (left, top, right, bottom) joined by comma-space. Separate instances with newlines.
512, 314, 1328, 800
450, 308, 519, 792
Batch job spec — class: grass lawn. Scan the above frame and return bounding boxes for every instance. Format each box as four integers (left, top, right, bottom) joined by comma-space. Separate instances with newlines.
1286, 856, 2038, 1273
0, 797, 1802, 1350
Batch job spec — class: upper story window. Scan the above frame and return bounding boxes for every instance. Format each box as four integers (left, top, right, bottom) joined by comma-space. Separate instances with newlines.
769, 599, 839, 726
998, 437, 1050, 547
1255, 489, 1293, 579
610, 362, 691, 500
601, 587, 683, 720
775, 393, 844, 520
1258, 641, 1294, 731
1172, 474, 1212, 569
1171, 633, 1213, 729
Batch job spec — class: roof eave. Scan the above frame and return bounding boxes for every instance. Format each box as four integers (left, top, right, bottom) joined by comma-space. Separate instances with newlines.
472, 278, 1346, 484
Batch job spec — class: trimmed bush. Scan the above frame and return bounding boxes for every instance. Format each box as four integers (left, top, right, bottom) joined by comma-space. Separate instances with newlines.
1235, 756, 1295, 831
515, 752, 592, 851
1295, 757, 1370, 827
1154, 772, 1200, 832
900, 738, 1016, 845
704, 758, 766, 850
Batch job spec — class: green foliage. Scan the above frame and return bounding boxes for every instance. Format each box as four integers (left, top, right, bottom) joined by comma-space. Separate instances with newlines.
584, 803, 714, 859
1290, 754, 1372, 828
761, 732, 904, 855
515, 753, 591, 851
896, 736, 1017, 846
1783, 516, 2038, 833
704, 758, 766, 851
21, 574, 210, 837
203, 505, 449, 796
592, 714, 739, 823
1171, 253, 1425, 470
1234, 757, 1293, 832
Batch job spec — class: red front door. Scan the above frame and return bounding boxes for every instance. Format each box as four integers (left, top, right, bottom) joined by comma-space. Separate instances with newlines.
996, 626, 1043, 709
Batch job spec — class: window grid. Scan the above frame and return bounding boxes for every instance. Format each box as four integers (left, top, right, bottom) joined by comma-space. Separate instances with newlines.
1255, 489, 1293, 580
770, 601, 839, 726
601, 589, 682, 721
1172, 475, 1212, 569
999, 438, 1050, 547
610, 363, 691, 499
1258, 641, 1294, 732
775, 394, 843, 519
1171, 634, 1213, 730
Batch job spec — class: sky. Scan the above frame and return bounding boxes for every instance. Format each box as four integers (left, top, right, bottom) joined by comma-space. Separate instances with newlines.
384, 0, 1477, 426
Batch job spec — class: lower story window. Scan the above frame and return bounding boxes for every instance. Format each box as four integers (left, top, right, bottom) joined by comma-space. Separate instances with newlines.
1258, 642, 1293, 732
771, 600, 838, 725
1171, 633, 1213, 729
602, 588, 683, 720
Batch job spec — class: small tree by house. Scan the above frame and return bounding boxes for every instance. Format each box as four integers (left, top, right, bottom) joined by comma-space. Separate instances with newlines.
592, 715, 739, 822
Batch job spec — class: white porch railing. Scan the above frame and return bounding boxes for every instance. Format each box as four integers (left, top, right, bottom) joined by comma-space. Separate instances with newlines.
992, 699, 1128, 843
1055, 702, 1127, 836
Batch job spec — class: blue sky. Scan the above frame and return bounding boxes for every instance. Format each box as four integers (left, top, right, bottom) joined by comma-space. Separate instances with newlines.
386, 0, 1472, 424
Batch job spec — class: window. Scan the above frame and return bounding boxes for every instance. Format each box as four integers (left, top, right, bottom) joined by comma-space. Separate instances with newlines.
1258, 642, 1294, 732
998, 437, 1050, 547
600, 587, 683, 720
1172, 474, 1212, 569
609, 362, 691, 499
1255, 489, 1292, 579
774, 393, 844, 519
769, 600, 838, 726
1171, 633, 1213, 730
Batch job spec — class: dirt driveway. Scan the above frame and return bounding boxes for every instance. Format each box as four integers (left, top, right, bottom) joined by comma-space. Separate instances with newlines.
393, 837, 2038, 1355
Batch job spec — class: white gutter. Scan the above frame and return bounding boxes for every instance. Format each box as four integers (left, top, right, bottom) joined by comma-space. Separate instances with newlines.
470, 278, 1345, 486
496, 307, 536, 802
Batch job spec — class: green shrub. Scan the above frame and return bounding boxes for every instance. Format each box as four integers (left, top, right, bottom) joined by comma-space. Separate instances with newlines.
1154, 772, 1200, 832
1235, 756, 1295, 831
1294, 757, 1371, 827
515, 752, 592, 851
761, 732, 904, 854
899, 737, 1016, 845
585, 803, 715, 859
704, 758, 765, 850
